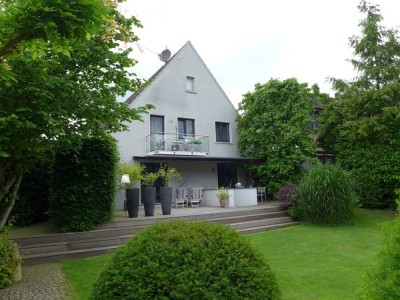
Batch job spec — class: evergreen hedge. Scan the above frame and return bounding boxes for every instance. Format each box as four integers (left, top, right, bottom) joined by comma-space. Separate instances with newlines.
91, 221, 281, 300
297, 164, 357, 225
49, 136, 119, 232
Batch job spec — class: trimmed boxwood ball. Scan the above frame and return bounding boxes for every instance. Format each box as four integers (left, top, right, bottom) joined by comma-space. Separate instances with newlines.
297, 163, 357, 225
91, 221, 281, 300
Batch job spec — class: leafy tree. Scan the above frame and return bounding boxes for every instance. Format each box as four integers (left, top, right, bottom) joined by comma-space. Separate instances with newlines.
319, 0, 400, 208
237, 78, 317, 194
0, 0, 108, 82
0, 0, 152, 227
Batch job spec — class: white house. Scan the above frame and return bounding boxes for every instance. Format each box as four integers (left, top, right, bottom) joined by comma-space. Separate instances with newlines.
114, 41, 253, 208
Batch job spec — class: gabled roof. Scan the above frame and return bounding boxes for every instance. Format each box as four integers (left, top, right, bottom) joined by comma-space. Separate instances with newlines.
125, 41, 236, 111
124, 42, 185, 105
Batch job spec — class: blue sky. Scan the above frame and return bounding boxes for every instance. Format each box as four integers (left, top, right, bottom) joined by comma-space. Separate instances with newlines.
120, 0, 400, 108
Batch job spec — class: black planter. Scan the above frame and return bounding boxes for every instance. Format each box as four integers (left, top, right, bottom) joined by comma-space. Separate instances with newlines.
142, 187, 156, 217
126, 188, 140, 218
160, 187, 173, 215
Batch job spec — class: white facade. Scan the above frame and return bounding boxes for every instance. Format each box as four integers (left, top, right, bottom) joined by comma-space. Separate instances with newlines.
114, 41, 251, 208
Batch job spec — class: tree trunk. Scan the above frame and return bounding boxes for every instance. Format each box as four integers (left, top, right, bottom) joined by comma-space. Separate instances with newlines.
0, 175, 22, 228
0, 160, 23, 229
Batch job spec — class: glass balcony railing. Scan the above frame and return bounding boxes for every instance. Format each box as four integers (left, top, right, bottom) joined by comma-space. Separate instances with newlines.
146, 133, 209, 155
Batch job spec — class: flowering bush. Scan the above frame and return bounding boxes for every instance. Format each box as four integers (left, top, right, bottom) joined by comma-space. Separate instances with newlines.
277, 184, 298, 208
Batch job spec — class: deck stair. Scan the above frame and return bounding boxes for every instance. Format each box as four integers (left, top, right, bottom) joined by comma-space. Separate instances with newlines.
12, 203, 297, 265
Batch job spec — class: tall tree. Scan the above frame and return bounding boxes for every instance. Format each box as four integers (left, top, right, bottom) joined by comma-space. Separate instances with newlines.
237, 78, 317, 194
0, 0, 152, 226
319, 0, 400, 208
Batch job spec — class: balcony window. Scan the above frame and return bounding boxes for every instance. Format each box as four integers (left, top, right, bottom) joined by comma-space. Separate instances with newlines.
215, 122, 230, 142
178, 118, 195, 139
186, 76, 196, 93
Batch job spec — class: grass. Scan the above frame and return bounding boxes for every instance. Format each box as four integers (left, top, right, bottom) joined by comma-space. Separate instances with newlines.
62, 253, 114, 300
251, 208, 396, 299
62, 208, 396, 300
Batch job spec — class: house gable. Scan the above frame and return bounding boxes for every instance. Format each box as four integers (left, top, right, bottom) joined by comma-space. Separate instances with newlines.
115, 41, 241, 161
126, 41, 237, 114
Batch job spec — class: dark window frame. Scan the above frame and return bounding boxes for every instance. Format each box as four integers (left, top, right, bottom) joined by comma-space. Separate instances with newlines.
215, 122, 230, 143
178, 118, 195, 139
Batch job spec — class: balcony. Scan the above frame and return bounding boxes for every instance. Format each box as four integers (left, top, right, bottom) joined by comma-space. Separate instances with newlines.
146, 133, 209, 156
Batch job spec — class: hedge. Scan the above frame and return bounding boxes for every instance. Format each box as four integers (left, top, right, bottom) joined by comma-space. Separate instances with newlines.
49, 136, 119, 232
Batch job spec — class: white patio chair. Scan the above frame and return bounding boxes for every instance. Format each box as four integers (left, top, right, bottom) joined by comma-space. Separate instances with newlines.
257, 187, 266, 202
190, 188, 203, 207
175, 188, 189, 208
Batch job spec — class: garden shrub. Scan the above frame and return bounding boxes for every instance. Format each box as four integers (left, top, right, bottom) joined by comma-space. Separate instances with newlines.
91, 221, 281, 300
0, 234, 20, 289
363, 211, 400, 299
297, 163, 357, 225
352, 166, 396, 209
49, 136, 119, 232
277, 183, 298, 209
336, 143, 400, 209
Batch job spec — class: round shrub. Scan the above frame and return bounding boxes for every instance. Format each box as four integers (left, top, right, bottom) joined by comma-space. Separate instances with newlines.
0, 234, 20, 289
277, 184, 298, 208
91, 221, 280, 300
297, 163, 357, 225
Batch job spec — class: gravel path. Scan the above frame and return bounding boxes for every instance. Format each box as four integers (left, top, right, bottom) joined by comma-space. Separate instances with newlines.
0, 263, 70, 300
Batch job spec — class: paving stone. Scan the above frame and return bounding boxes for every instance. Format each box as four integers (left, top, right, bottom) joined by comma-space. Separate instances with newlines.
0, 262, 70, 299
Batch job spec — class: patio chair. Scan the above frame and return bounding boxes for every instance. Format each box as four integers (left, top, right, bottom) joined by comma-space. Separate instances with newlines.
175, 188, 189, 208
257, 187, 266, 202
190, 188, 203, 207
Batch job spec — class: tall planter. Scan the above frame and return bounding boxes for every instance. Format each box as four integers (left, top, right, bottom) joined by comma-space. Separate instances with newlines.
142, 187, 156, 217
219, 199, 228, 208
126, 188, 140, 218
160, 187, 173, 215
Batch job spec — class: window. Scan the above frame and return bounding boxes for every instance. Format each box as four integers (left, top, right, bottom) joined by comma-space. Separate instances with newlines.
215, 122, 230, 142
186, 76, 196, 93
178, 118, 195, 139
150, 115, 164, 133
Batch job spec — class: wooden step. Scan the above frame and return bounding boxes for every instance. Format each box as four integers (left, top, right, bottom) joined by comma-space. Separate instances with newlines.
237, 222, 299, 234
14, 204, 297, 265
230, 216, 294, 230
23, 245, 119, 265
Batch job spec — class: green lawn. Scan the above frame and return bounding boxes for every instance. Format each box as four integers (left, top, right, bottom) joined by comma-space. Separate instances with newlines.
62, 208, 396, 300
63, 253, 114, 300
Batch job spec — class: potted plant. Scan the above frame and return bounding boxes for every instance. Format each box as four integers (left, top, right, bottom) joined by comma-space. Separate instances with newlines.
187, 138, 202, 152
158, 165, 181, 215
119, 163, 144, 218
216, 188, 229, 208
141, 172, 159, 217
